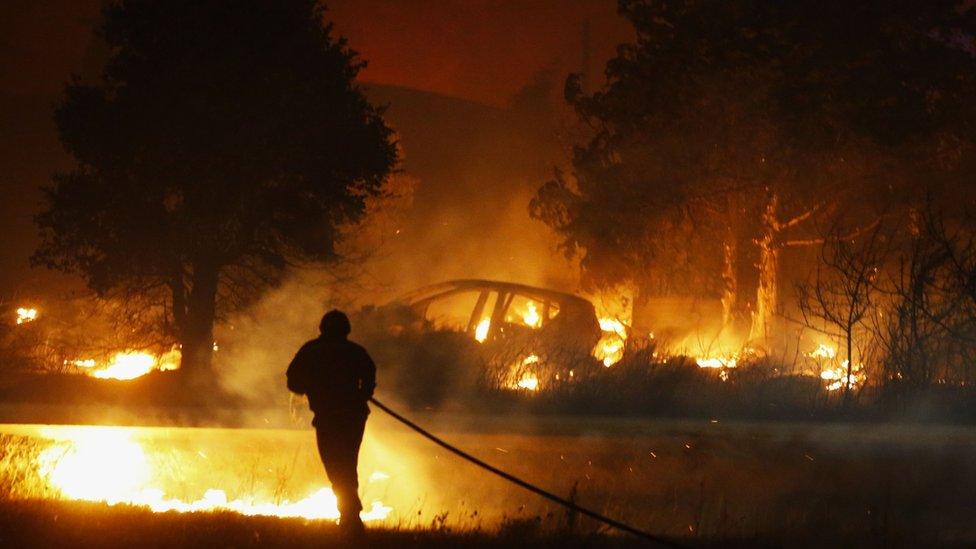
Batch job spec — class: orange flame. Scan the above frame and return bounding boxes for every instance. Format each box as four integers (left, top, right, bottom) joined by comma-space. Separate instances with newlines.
474, 318, 491, 343
593, 318, 627, 367
68, 350, 181, 380
38, 428, 392, 521
16, 307, 38, 325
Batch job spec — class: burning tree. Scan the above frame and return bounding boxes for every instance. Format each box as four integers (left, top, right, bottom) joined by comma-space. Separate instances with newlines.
33, 0, 397, 379
533, 0, 976, 349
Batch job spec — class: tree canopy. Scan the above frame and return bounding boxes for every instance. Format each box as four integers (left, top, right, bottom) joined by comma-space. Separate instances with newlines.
33, 0, 398, 375
532, 0, 976, 338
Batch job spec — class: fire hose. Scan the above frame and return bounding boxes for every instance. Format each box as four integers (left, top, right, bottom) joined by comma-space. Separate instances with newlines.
369, 397, 686, 548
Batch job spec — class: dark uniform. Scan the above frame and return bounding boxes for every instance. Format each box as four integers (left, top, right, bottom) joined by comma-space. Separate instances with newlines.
286, 311, 376, 531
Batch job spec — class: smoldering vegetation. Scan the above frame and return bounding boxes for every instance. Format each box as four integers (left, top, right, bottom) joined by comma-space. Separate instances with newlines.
211, 257, 976, 425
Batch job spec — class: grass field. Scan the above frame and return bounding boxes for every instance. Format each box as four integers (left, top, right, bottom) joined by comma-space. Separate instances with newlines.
0, 499, 664, 548
2, 415, 976, 546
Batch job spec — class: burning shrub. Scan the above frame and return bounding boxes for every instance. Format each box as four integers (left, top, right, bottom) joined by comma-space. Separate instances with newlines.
0, 308, 64, 374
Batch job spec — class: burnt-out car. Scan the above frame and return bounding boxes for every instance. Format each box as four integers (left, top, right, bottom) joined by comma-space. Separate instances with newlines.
353, 280, 605, 403
361, 279, 601, 354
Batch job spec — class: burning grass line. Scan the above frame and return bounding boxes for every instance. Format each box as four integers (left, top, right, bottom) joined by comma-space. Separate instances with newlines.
33, 429, 392, 522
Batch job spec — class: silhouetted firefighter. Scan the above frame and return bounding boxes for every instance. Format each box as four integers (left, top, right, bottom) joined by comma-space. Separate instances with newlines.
287, 310, 376, 539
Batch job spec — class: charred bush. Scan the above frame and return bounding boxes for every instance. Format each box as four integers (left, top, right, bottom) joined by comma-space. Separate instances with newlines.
362, 328, 485, 409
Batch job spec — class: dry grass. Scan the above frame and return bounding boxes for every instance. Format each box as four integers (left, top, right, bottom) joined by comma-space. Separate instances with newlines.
1, 420, 976, 547
0, 498, 666, 548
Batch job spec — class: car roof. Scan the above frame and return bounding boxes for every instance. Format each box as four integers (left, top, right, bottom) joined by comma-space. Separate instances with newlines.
398, 279, 594, 310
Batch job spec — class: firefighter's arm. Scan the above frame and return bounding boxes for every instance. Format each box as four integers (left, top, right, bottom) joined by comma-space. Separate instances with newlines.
360, 349, 377, 399
286, 347, 311, 395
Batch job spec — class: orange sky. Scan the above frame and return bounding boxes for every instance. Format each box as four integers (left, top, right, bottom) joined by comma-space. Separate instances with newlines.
328, 0, 630, 105
0, 1, 632, 294
0, 0, 630, 105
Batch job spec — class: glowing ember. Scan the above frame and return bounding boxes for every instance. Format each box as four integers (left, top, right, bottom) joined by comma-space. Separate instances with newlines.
593, 317, 627, 367
474, 317, 491, 343
15, 307, 38, 324
38, 429, 392, 521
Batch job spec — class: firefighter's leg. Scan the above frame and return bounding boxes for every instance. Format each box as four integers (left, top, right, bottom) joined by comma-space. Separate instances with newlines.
316, 419, 366, 522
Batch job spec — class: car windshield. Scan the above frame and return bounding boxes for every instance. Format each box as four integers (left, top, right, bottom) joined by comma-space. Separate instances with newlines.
423, 290, 480, 331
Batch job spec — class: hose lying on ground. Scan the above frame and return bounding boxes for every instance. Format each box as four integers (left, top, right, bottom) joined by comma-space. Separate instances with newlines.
369, 397, 685, 548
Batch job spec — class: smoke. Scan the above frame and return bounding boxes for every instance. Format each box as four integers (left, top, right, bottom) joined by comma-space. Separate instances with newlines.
214, 85, 585, 416
214, 186, 579, 418
215, 268, 335, 415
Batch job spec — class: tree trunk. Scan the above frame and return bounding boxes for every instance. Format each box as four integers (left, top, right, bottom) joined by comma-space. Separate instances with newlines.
751, 192, 780, 343
169, 266, 188, 340
844, 326, 853, 405
721, 229, 738, 332
180, 262, 219, 380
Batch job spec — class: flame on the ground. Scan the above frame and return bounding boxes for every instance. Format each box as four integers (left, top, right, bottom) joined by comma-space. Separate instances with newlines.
509, 354, 541, 391
694, 346, 754, 371
806, 343, 867, 391
693, 347, 762, 380
516, 373, 540, 391
68, 350, 181, 380
16, 307, 38, 325
696, 356, 739, 369
821, 360, 866, 392
38, 429, 392, 521
593, 318, 627, 367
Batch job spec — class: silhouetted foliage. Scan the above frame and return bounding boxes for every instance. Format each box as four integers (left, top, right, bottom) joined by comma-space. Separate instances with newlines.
532, 1, 976, 336
863, 205, 976, 401
33, 0, 398, 377
797, 222, 890, 402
